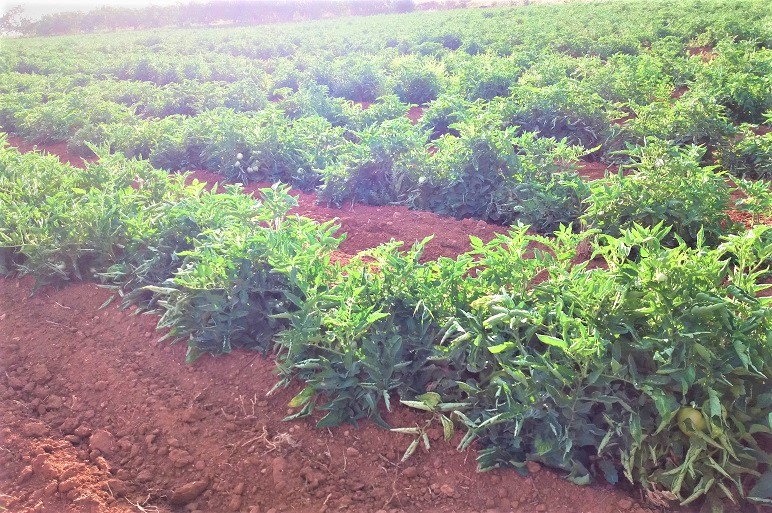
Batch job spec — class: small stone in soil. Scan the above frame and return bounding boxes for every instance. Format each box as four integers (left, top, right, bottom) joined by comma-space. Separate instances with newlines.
106, 478, 131, 497
89, 429, 115, 455
169, 480, 210, 505
228, 495, 242, 511
43, 481, 58, 497
271, 457, 287, 490
58, 478, 79, 493
19, 466, 34, 483
402, 466, 418, 478
526, 461, 542, 474
74, 425, 92, 437
136, 469, 153, 482
22, 422, 48, 438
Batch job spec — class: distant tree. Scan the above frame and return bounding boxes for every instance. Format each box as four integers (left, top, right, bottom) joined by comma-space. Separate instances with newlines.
0, 5, 28, 35
393, 0, 416, 13
10, 0, 429, 37
33, 11, 83, 35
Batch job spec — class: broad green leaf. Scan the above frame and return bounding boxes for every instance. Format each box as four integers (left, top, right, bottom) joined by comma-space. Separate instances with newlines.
537, 334, 568, 351
288, 386, 314, 408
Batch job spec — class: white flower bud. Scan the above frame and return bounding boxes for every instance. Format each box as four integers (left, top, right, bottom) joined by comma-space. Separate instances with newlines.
236, 153, 243, 160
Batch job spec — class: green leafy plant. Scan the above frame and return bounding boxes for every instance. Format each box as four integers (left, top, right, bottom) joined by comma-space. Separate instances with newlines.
734, 178, 772, 224
584, 139, 733, 246
318, 117, 429, 206
274, 238, 478, 428
392, 392, 467, 462
447, 224, 771, 511
502, 79, 619, 155
418, 93, 470, 139
717, 123, 772, 180
143, 183, 343, 361
696, 39, 772, 123
0, 142, 188, 288
390, 55, 445, 105
15, 91, 133, 144
450, 53, 523, 101
623, 90, 736, 151
420, 115, 589, 230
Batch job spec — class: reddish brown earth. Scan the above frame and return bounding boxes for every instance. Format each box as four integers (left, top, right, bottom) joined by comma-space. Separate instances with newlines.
187, 169, 513, 262
687, 45, 716, 62
727, 209, 772, 229
407, 106, 425, 125
671, 86, 688, 99
5, 135, 98, 167
578, 160, 617, 181
749, 125, 771, 136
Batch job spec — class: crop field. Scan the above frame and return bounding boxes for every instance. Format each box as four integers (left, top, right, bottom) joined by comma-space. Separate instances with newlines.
0, 1, 771, 512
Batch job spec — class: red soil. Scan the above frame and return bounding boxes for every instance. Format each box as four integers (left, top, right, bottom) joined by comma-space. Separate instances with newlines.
670, 86, 688, 100
187, 170, 512, 262
687, 46, 716, 62
5, 134, 97, 167
749, 125, 771, 136
577, 160, 617, 181
726, 175, 772, 227
407, 106, 425, 125
727, 209, 772, 228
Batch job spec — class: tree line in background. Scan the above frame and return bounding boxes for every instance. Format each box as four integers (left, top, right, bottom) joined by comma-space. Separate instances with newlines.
0, 0, 451, 37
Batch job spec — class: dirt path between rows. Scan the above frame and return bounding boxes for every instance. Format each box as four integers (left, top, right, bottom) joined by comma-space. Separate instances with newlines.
186, 170, 517, 262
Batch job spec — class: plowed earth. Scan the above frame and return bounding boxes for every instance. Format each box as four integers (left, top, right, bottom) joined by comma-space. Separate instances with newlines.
3, 135, 766, 513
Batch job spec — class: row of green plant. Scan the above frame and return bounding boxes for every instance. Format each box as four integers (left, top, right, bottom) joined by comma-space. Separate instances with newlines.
5, 0, 771, 71
10, 92, 766, 236
2, 37, 770, 180
718, 113, 772, 181
4, 1, 772, 200
3, 33, 769, 116
2, 3, 771, 125
3, 77, 770, 238
1, 140, 769, 512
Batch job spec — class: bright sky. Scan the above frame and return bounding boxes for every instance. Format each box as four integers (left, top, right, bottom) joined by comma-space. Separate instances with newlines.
3, 0, 208, 19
